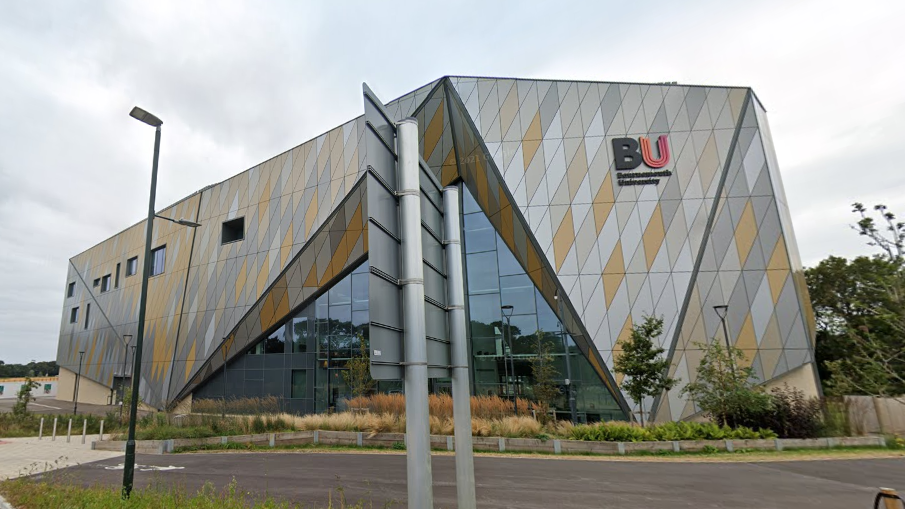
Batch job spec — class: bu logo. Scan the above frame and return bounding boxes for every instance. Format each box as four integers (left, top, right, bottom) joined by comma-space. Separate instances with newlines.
612, 136, 670, 170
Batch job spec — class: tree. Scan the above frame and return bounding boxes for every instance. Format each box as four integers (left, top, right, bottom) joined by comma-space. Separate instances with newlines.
530, 330, 560, 424
852, 202, 904, 260
13, 377, 39, 417
680, 340, 772, 428
613, 316, 677, 426
805, 203, 905, 398
342, 333, 375, 399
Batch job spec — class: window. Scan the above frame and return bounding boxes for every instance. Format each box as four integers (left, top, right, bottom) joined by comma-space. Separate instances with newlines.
222, 217, 245, 244
101, 275, 111, 293
114, 263, 121, 288
70, 307, 79, 323
93, 278, 100, 288
248, 342, 264, 355
126, 257, 138, 277
263, 326, 286, 354
150, 246, 166, 276
67, 282, 75, 298
0, 386, 3, 396
84, 303, 91, 329
291, 370, 307, 399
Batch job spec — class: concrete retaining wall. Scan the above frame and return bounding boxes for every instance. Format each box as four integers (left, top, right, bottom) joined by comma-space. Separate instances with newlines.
92, 431, 886, 455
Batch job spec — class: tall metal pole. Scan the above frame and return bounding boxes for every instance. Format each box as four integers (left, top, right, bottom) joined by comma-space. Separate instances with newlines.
714, 306, 736, 376
503, 314, 518, 416
222, 342, 229, 419
73, 351, 84, 414
123, 123, 161, 499
555, 294, 578, 423
397, 118, 433, 508
443, 186, 476, 509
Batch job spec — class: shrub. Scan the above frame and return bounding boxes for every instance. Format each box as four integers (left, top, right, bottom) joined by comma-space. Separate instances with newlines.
567, 420, 776, 442
764, 385, 823, 439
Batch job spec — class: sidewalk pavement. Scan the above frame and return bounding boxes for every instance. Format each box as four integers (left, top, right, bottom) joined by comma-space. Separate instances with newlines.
0, 435, 122, 480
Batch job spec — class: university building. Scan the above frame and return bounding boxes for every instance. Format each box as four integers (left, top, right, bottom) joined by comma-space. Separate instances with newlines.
56, 76, 820, 422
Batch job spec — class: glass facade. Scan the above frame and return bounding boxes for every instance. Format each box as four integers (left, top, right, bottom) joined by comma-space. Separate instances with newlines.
195, 185, 624, 421
461, 186, 625, 422
194, 261, 372, 414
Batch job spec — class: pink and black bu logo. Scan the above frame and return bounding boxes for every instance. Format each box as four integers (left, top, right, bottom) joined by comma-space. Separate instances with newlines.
612, 136, 670, 170
611, 136, 673, 187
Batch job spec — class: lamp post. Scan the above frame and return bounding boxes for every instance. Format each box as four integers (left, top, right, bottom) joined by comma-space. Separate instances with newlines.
553, 293, 578, 423
501, 305, 518, 416
119, 335, 132, 418
221, 339, 229, 419
73, 351, 85, 414
122, 106, 200, 499
713, 305, 735, 375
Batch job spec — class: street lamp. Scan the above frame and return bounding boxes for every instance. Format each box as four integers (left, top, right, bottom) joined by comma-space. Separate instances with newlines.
119, 335, 132, 418
221, 338, 229, 419
713, 305, 736, 375
501, 305, 518, 416
73, 350, 85, 414
122, 106, 200, 499
553, 292, 578, 423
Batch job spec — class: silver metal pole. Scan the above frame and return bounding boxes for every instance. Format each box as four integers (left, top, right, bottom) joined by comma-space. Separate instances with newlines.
52, 417, 57, 441
443, 186, 476, 509
39, 417, 44, 439
396, 118, 433, 509
82, 419, 87, 444
99, 419, 105, 440
67, 418, 72, 443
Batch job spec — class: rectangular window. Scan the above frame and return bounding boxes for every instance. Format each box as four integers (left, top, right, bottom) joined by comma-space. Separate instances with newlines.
248, 342, 264, 355
101, 275, 111, 293
291, 370, 307, 399
84, 303, 91, 329
150, 246, 166, 276
222, 217, 245, 244
70, 307, 79, 323
126, 257, 138, 277
114, 263, 121, 288
67, 282, 75, 298
0, 386, 4, 396
93, 278, 100, 288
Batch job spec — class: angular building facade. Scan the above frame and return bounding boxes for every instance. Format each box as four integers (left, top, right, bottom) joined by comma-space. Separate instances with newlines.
56, 76, 820, 422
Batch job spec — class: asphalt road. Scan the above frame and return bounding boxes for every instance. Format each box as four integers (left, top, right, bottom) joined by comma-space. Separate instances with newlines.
44, 452, 904, 508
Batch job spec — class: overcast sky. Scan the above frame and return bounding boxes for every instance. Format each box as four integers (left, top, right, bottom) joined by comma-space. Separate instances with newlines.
1, 0, 903, 364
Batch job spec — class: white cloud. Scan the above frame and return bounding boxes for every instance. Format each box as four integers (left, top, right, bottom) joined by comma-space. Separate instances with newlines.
1, 0, 903, 362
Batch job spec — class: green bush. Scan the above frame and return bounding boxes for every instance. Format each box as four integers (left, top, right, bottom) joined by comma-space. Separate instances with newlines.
568, 421, 776, 442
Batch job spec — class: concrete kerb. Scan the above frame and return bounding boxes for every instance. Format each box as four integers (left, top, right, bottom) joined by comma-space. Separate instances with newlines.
90, 431, 888, 455
0, 492, 14, 509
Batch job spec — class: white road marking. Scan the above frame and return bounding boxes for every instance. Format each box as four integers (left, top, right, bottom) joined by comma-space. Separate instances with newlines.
103, 463, 185, 472
30, 403, 62, 410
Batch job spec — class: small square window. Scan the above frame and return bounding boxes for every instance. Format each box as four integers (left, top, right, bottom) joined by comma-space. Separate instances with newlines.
126, 257, 138, 277
67, 282, 75, 298
70, 307, 79, 323
101, 275, 111, 293
222, 217, 245, 244
150, 246, 166, 276
93, 278, 100, 288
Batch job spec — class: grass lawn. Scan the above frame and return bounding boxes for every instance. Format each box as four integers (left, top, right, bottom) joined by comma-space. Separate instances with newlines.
0, 477, 388, 508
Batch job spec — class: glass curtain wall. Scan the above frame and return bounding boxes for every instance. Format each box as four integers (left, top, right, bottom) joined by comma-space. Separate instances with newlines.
194, 260, 371, 414
461, 186, 624, 422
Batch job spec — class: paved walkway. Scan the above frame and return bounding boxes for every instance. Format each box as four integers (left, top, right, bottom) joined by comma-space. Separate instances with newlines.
0, 435, 122, 480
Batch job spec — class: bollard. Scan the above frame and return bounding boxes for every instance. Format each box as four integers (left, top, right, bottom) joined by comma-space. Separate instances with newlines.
672, 441, 680, 452
269, 433, 276, 448
875, 488, 903, 509
39, 417, 44, 439
498, 438, 506, 452
553, 439, 562, 455
67, 419, 73, 443
52, 417, 58, 441
313, 430, 319, 444
446, 436, 453, 451
81, 419, 87, 444
99, 420, 104, 441
356, 432, 362, 447
617, 442, 626, 455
